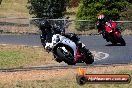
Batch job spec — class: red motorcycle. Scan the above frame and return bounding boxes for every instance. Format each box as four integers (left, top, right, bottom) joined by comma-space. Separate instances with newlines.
102, 21, 126, 46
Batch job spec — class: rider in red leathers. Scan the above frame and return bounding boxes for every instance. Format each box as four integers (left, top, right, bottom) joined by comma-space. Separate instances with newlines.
96, 14, 110, 42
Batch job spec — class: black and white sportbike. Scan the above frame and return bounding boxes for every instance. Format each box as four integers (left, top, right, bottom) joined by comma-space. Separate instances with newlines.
45, 33, 94, 65
39, 20, 94, 65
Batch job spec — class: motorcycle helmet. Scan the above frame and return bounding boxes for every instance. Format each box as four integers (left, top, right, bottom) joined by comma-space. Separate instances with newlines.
98, 14, 107, 24
98, 14, 105, 20
39, 20, 52, 33
40, 20, 51, 29
60, 28, 65, 35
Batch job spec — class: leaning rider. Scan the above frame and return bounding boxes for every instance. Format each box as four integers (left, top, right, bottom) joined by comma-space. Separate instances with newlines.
96, 14, 109, 41
39, 20, 53, 47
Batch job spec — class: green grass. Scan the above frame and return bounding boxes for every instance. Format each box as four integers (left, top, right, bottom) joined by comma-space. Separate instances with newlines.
0, 70, 131, 88
0, 45, 54, 69
0, 51, 25, 68
0, 45, 131, 88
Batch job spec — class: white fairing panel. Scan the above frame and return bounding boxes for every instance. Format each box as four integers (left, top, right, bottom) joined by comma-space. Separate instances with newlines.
45, 34, 77, 57
45, 34, 59, 48
45, 43, 53, 48
61, 37, 77, 56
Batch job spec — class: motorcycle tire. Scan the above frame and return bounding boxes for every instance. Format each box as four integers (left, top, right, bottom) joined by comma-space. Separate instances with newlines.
55, 58, 62, 63
119, 38, 126, 46
54, 55, 63, 63
64, 50, 76, 65
116, 34, 126, 46
81, 48, 94, 64
111, 40, 117, 45
107, 33, 117, 45
64, 60, 76, 65
63, 51, 76, 65
57, 47, 75, 65
84, 54, 94, 64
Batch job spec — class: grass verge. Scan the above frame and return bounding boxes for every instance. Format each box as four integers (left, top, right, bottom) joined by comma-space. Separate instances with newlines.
0, 44, 54, 69
0, 65, 131, 88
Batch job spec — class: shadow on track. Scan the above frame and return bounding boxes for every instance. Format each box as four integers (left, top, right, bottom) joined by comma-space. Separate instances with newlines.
105, 44, 126, 46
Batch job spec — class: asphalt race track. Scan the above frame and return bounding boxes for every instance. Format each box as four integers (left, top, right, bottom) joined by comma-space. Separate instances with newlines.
0, 34, 132, 66
80, 35, 132, 65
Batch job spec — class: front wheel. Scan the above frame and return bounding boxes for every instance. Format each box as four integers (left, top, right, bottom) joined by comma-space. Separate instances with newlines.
56, 47, 75, 65
63, 50, 76, 65
116, 33, 126, 46
107, 32, 117, 45
55, 59, 62, 63
118, 37, 126, 46
53, 55, 63, 63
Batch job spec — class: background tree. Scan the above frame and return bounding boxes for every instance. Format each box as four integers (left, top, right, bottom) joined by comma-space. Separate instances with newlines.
0, 0, 2, 5
76, 0, 132, 21
27, 0, 69, 18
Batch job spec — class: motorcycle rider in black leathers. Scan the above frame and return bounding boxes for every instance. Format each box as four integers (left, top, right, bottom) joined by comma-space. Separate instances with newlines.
96, 14, 109, 41
39, 20, 66, 49
39, 20, 53, 47
39, 19, 89, 63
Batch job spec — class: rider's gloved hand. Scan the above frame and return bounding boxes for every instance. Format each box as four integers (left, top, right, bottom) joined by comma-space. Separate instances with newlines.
98, 30, 103, 34
45, 46, 52, 53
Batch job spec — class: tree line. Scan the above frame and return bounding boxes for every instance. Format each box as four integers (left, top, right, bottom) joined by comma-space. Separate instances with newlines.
27, 0, 132, 20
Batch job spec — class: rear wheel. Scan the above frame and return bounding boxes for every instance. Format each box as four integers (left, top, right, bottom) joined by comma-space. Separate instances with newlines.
84, 53, 94, 64
81, 48, 94, 64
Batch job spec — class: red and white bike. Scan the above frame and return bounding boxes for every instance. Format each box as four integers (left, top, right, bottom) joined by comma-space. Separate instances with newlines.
101, 21, 126, 46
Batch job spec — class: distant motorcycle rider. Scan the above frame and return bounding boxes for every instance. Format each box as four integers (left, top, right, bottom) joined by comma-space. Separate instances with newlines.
96, 14, 109, 41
